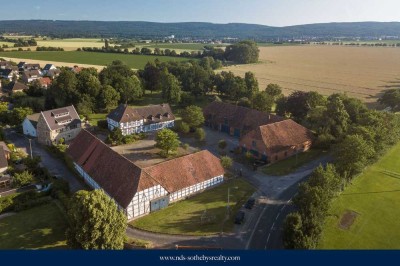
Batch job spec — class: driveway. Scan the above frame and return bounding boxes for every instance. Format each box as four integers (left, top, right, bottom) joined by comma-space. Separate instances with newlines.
4, 128, 86, 193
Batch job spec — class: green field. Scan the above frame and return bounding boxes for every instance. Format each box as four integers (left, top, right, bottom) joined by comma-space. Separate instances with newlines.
319, 141, 400, 249
260, 149, 326, 176
0, 202, 68, 249
131, 178, 255, 235
0, 51, 190, 69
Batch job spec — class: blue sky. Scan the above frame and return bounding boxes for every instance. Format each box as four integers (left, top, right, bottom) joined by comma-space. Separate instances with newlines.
1, 0, 399, 26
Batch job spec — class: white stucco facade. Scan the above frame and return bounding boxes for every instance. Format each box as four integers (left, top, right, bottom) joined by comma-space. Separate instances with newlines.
107, 117, 174, 136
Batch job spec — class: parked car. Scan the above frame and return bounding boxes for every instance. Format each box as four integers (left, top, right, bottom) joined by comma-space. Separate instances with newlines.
234, 210, 245, 224
245, 198, 256, 209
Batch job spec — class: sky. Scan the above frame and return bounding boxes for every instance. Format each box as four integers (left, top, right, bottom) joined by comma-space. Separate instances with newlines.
0, 0, 399, 27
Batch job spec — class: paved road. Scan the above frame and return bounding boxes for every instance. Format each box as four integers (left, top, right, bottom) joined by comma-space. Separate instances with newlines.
4, 128, 85, 192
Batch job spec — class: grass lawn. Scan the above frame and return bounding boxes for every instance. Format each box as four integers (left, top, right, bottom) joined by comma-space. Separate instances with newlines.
260, 149, 326, 176
87, 113, 107, 126
131, 178, 255, 236
318, 141, 400, 249
0, 202, 68, 249
0, 51, 190, 69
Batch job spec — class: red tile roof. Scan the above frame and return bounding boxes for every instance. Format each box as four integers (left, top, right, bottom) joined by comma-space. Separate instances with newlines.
247, 119, 314, 153
67, 130, 158, 208
67, 130, 224, 209
144, 150, 224, 193
203, 101, 284, 133
38, 77, 52, 86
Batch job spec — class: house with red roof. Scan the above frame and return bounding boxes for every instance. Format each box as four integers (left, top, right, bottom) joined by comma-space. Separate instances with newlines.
67, 129, 225, 220
239, 119, 314, 163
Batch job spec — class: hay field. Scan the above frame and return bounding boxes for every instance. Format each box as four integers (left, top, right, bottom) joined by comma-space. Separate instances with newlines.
224, 45, 400, 104
36, 38, 104, 51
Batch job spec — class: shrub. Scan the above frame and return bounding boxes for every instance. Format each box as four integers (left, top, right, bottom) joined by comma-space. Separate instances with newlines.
0, 194, 16, 214
13, 171, 34, 188
220, 156, 233, 170
194, 128, 206, 141
181, 143, 189, 150
218, 140, 227, 150
175, 121, 190, 134
51, 179, 70, 197
13, 196, 52, 212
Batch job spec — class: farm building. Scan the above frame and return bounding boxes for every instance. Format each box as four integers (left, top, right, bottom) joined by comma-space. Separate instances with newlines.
36, 105, 82, 145
67, 129, 225, 220
203, 101, 283, 138
22, 113, 40, 137
239, 119, 314, 163
107, 104, 175, 136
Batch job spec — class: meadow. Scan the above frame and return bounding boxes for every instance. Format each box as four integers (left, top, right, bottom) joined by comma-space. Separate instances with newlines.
0, 51, 190, 69
224, 45, 400, 105
318, 142, 400, 249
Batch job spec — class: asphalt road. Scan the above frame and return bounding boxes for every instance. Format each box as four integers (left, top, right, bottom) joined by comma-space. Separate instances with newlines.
4, 128, 85, 192
247, 179, 301, 249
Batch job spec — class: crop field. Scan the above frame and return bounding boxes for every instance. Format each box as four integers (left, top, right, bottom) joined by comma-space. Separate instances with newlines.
142, 43, 222, 51
0, 51, 190, 69
224, 45, 400, 105
318, 141, 400, 249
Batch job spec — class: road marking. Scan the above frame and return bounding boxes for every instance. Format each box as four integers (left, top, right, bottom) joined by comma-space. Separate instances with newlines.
275, 213, 280, 220
245, 195, 269, 250
265, 233, 271, 249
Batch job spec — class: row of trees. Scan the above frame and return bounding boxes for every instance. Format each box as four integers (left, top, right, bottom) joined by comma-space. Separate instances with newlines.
282, 91, 400, 249
80, 40, 259, 64
36, 46, 64, 51
0, 37, 37, 47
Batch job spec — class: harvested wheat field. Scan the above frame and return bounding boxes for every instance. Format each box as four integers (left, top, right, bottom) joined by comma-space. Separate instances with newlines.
224, 45, 400, 105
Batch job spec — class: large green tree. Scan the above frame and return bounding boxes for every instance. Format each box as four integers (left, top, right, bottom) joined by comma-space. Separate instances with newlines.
161, 69, 181, 104
181, 105, 205, 129
334, 134, 374, 180
224, 40, 259, 64
252, 91, 274, 112
66, 189, 127, 250
99, 85, 120, 112
244, 71, 259, 98
155, 128, 180, 156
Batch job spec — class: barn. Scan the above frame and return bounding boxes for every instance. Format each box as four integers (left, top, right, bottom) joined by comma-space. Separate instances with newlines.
67, 129, 225, 220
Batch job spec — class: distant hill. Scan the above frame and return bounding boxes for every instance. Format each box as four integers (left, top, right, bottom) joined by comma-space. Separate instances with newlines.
0, 20, 399, 40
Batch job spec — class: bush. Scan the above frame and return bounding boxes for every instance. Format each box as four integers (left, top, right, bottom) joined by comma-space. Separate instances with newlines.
13, 196, 52, 212
220, 156, 233, 170
13, 171, 34, 188
0, 194, 16, 214
194, 128, 206, 141
218, 140, 227, 150
181, 143, 189, 150
175, 121, 190, 134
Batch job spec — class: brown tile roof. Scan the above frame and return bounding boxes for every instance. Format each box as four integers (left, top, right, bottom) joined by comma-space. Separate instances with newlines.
5, 81, 28, 92
144, 150, 224, 193
107, 104, 175, 124
67, 130, 159, 208
67, 130, 225, 208
248, 119, 314, 153
41, 105, 81, 131
203, 101, 284, 133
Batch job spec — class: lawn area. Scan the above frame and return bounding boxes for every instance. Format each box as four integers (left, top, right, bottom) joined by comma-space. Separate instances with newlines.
87, 113, 107, 126
0, 51, 190, 69
318, 141, 400, 249
260, 149, 326, 176
131, 178, 255, 235
0, 202, 68, 249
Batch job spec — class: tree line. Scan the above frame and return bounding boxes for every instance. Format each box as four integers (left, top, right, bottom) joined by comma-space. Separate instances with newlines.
0, 37, 37, 47
280, 91, 400, 249
79, 40, 259, 64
